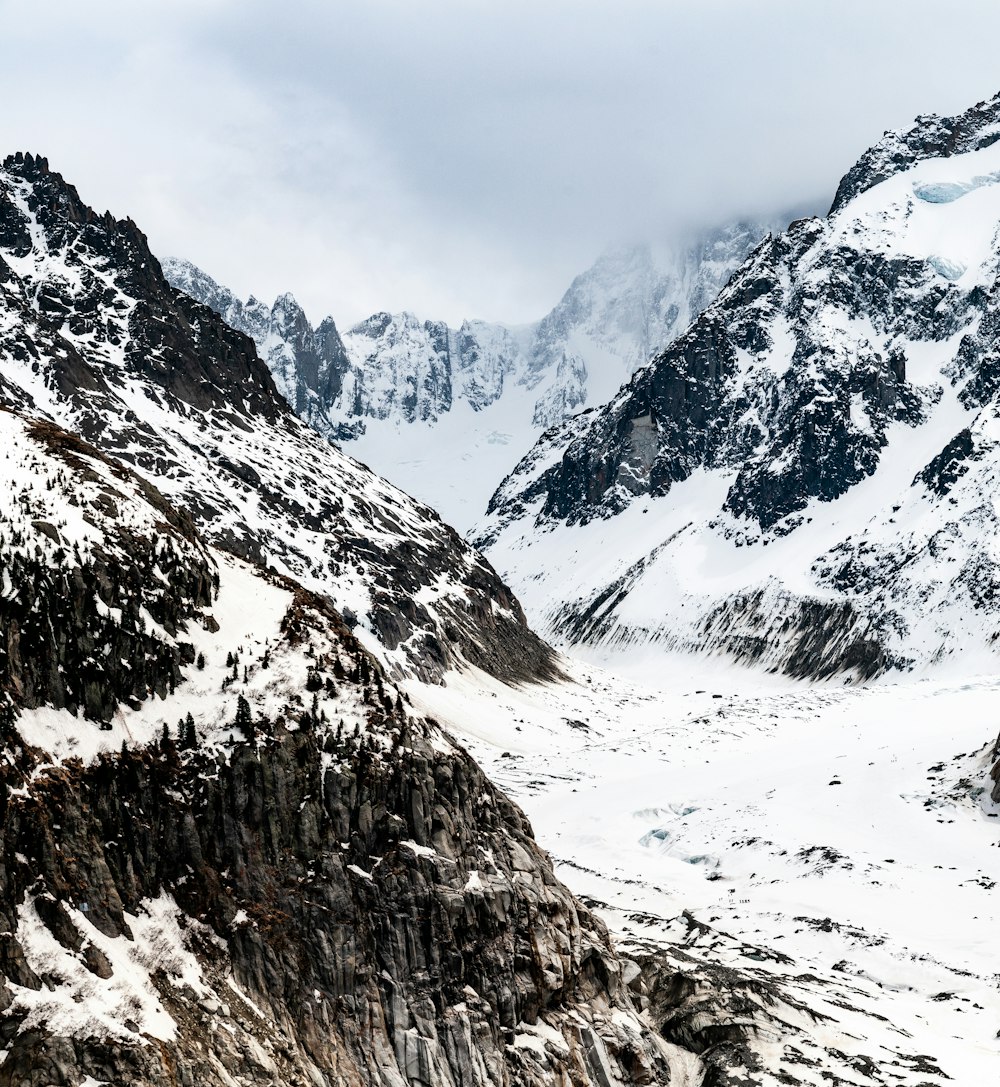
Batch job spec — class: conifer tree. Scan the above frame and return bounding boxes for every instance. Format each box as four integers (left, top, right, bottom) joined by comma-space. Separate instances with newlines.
234, 695, 253, 740
181, 712, 197, 750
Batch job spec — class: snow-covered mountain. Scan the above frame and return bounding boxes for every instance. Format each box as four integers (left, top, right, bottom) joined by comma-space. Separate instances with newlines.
477, 90, 1000, 680
4, 148, 917, 1087
164, 220, 785, 530
161, 258, 353, 438
0, 151, 550, 684
2, 144, 999, 1087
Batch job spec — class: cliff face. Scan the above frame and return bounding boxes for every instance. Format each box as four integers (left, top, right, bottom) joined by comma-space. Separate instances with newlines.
0, 704, 672, 1087
991, 731, 1000, 803
160, 258, 353, 434
0, 411, 675, 1087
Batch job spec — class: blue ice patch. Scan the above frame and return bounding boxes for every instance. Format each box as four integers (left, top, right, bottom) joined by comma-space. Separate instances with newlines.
928, 256, 967, 280
913, 171, 1000, 204
913, 181, 973, 204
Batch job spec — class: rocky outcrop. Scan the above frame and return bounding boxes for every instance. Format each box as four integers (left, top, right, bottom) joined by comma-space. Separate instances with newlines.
0, 712, 675, 1087
163, 258, 353, 435
511, 220, 933, 532
2, 153, 283, 423
990, 730, 1000, 804
0, 435, 676, 1086
340, 312, 456, 428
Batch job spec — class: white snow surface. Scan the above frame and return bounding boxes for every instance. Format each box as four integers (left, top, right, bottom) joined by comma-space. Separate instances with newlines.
11, 893, 210, 1043
409, 654, 1000, 1086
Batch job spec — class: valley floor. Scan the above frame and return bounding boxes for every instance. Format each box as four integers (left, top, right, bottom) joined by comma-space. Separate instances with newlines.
409, 652, 1000, 1086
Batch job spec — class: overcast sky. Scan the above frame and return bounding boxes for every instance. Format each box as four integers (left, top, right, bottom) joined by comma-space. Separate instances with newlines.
4, 0, 1000, 326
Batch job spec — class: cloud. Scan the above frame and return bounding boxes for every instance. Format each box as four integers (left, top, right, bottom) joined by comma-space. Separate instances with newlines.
3, 0, 1000, 325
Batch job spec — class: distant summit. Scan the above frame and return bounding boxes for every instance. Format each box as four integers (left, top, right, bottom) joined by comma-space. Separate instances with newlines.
165, 218, 788, 528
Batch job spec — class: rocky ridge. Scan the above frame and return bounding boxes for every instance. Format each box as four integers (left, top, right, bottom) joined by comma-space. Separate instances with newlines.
0, 151, 552, 684
477, 89, 1000, 680
165, 223, 781, 436
159, 259, 352, 439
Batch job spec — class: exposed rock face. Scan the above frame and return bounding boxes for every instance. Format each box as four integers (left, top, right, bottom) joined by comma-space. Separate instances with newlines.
477, 89, 1000, 679
990, 731, 1000, 803
0, 710, 673, 1087
163, 258, 353, 435
0, 154, 281, 423
341, 311, 456, 430
505, 220, 935, 533
0, 152, 553, 684
0, 431, 676, 1087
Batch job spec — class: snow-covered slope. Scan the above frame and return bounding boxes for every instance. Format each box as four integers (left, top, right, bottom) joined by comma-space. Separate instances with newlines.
0, 409, 216, 723
165, 221, 783, 530
477, 90, 1000, 680
0, 152, 554, 684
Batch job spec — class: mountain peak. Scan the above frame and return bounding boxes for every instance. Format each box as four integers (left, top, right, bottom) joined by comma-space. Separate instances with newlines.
165, 217, 785, 529
0, 154, 554, 684
830, 88, 1000, 212
478, 91, 1000, 679
2, 151, 50, 175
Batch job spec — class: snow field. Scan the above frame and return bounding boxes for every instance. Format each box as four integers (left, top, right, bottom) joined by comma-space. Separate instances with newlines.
409, 653, 1000, 1085
11, 894, 212, 1043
